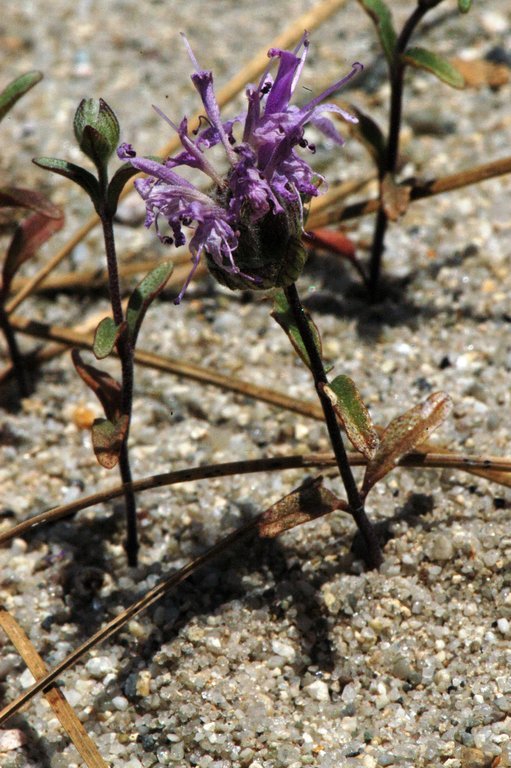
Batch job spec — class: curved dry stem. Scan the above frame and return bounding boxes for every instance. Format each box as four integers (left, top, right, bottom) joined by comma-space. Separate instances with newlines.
1, 449, 510, 547
310, 155, 511, 228
6, 312, 511, 490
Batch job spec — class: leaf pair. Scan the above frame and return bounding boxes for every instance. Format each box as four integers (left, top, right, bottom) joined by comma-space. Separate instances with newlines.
74, 262, 173, 468
351, 0, 466, 194
357, 0, 467, 88
33, 98, 142, 216
322, 375, 452, 498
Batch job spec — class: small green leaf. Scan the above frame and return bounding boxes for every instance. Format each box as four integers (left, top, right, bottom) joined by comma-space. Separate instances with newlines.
126, 261, 174, 346
33, 157, 101, 209
0, 71, 42, 124
356, 0, 397, 68
93, 317, 124, 359
258, 477, 347, 538
91, 415, 129, 469
458, 0, 472, 12
271, 289, 323, 372
107, 162, 141, 215
71, 349, 122, 422
321, 376, 379, 459
402, 47, 465, 89
74, 98, 120, 167
361, 391, 452, 497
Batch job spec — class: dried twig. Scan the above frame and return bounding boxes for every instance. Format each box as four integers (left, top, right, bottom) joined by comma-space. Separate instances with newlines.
1, 449, 510, 547
310, 155, 511, 228
0, 608, 109, 768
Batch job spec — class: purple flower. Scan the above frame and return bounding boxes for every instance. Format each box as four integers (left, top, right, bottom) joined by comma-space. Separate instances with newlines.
120, 33, 361, 302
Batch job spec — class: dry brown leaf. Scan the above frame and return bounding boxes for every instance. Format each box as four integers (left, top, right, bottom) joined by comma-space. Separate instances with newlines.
381, 173, 412, 221
258, 477, 346, 538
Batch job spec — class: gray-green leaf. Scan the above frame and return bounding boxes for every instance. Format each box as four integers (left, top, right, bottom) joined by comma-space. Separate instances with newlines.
126, 261, 174, 347
93, 317, 124, 359
402, 47, 465, 89
356, 0, 397, 68
271, 289, 322, 372
33, 157, 101, 208
458, 0, 472, 12
0, 71, 42, 124
322, 375, 379, 459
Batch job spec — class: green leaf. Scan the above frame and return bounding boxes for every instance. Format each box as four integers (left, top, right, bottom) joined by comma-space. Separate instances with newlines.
93, 317, 124, 359
0, 71, 42, 124
33, 157, 101, 209
126, 261, 174, 347
258, 477, 347, 538
402, 47, 465, 89
91, 415, 129, 469
458, 0, 472, 12
271, 289, 323, 372
361, 391, 452, 497
356, 0, 397, 68
321, 376, 379, 459
107, 162, 141, 215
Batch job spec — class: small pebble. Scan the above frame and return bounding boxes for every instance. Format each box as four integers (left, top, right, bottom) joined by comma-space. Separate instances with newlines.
427, 533, 454, 562
460, 746, 491, 768
496, 618, 510, 636
304, 680, 330, 702
85, 656, 115, 679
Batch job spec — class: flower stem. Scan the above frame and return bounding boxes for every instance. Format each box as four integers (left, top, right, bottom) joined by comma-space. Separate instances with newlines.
99, 208, 138, 566
368, 1, 440, 299
283, 283, 382, 568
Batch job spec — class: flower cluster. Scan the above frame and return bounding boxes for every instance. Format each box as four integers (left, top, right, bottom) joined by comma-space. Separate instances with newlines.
119, 33, 361, 302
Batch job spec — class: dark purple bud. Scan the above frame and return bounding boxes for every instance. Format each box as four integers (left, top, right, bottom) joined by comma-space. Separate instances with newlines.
117, 142, 136, 159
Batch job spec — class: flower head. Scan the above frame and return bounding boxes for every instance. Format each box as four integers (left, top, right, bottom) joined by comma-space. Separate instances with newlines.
119, 33, 361, 302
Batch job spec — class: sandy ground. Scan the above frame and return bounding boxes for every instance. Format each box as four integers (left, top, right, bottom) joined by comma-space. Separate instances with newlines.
1, 1, 511, 766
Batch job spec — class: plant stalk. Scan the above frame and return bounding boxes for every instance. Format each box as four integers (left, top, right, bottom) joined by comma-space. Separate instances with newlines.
368, 1, 440, 299
283, 282, 382, 568
99, 203, 137, 566
0, 303, 29, 398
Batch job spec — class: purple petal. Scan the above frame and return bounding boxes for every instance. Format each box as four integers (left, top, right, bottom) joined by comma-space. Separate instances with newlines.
264, 49, 301, 115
